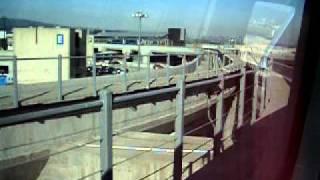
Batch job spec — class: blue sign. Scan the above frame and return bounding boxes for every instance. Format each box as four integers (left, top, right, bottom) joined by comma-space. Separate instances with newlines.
57, 34, 64, 45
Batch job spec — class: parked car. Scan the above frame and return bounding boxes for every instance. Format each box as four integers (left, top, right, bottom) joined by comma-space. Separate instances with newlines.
87, 66, 128, 76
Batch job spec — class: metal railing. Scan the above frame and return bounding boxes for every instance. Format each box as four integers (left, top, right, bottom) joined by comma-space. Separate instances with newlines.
0, 65, 261, 180
0, 50, 242, 110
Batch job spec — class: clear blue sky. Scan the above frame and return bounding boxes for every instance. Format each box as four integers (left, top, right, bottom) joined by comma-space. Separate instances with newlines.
0, 0, 304, 43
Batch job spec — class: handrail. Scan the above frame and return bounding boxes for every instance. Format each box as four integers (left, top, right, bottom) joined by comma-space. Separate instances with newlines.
0, 70, 253, 128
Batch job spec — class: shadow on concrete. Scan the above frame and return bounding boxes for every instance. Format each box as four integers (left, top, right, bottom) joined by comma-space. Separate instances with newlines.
62, 87, 86, 99
186, 105, 292, 180
0, 150, 50, 180
20, 91, 50, 103
127, 81, 142, 90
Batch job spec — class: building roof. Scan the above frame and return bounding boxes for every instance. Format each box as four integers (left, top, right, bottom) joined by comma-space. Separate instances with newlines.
94, 31, 167, 38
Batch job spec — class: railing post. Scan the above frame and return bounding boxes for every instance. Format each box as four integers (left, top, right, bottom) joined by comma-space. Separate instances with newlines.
99, 90, 113, 180
260, 69, 266, 113
222, 54, 226, 67
237, 67, 246, 128
146, 55, 150, 89
215, 53, 220, 75
174, 79, 185, 180
214, 75, 224, 155
215, 75, 224, 135
251, 70, 259, 124
182, 55, 186, 79
92, 54, 97, 96
12, 56, 19, 108
122, 55, 128, 91
207, 51, 211, 78
266, 58, 273, 104
58, 54, 63, 101
166, 53, 170, 85
196, 55, 200, 79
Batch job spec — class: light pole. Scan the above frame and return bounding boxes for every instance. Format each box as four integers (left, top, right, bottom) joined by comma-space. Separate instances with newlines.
132, 11, 148, 71
1, 16, 7, 50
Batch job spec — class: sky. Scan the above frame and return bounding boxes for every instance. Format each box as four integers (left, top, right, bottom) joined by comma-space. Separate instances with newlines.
0, 0, 304, 44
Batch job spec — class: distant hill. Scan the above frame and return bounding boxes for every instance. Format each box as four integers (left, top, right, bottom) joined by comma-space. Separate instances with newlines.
1, 18, 129, 33
1, 18, 58, 31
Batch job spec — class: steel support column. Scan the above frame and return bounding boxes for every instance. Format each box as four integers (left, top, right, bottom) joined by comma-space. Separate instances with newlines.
237, 67, 246, 128
146, 55, 150, 89
166, 53, 170, 85
58, 54, 63, 101
182, 55, 186, 79
12, 56, 19, 108
92, 54, 97, 96
215, 75, 224, 135
174, 79, 185, 180
122, 55, 128, 91
251, 70, 259, 124
99, 90, 113, 180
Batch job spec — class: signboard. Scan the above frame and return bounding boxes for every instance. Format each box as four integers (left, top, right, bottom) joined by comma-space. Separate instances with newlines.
57, 34, 64, 45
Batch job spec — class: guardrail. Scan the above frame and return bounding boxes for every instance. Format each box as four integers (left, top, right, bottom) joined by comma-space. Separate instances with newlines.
0, 50, 241, 110
0, 66, 261, 180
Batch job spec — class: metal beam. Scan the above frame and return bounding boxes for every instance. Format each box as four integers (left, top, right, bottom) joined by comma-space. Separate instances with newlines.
0, 100, 102, 127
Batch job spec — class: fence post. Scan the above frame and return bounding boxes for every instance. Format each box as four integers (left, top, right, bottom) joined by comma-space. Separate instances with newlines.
251, 70, 259, 124
266, 58, 273, 104
166, 53, 170, 85
222, 54, 226, 67
58, 54, 63, 101
215, 75, 224, 135
92, 54, 97, 96
146, 55, 150, 89
182, 55, 186, 79
214, 75, 224, 155
196, 55, 200, 79
12, 56, 19, 108
122, 55, 128, 91
237, 67, 246, 128
259, 69, 267, 114
207, 51, 211, 78
99, 90, 113, 180
174, 79, 185, 180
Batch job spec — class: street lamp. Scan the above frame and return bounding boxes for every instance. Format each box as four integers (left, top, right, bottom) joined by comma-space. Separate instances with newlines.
1, 16, 7, 50
132, 11, 148, 71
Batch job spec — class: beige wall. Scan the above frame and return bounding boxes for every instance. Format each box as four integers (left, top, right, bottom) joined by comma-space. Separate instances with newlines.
13, 27, 71, 84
